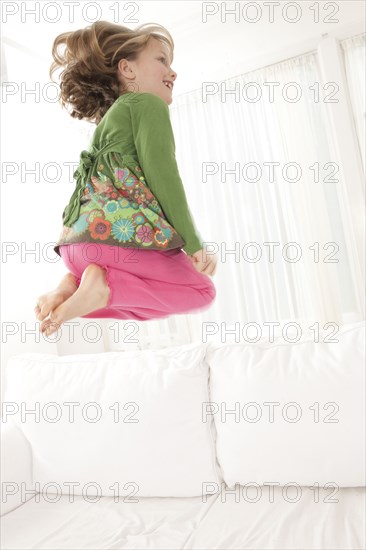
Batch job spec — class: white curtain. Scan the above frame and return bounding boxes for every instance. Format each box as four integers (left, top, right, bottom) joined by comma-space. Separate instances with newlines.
106, 45, 365, 350
340, 33, 366, 174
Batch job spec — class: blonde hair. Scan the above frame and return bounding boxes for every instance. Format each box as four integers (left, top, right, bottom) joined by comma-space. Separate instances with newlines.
49, 21, 174, 125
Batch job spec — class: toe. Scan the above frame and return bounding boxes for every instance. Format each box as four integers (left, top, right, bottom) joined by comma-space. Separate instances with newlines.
44, 324, 60, 337
37, 300, 53, 321
41, 320, 59, 336
40, 318, 50, 333
41, 312, 62, 336
37, 308, 48, 322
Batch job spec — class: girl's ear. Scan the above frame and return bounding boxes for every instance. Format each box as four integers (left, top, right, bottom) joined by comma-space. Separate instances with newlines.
118, 58, 133, 78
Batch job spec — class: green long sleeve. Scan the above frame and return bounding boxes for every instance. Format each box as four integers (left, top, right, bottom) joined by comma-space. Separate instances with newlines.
130, 93, 204, 256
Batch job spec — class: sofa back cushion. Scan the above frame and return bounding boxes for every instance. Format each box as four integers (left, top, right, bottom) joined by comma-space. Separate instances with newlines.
205, 322, 365, 488
3, 342, 221, 497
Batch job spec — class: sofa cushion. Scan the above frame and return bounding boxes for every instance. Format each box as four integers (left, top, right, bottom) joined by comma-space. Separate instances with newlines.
205, 321, 365, 487
3, 342, 221, 497
0, 422, 34, 516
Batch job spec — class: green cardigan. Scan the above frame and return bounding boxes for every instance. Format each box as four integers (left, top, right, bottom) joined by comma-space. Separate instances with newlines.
53, 92, 204, 257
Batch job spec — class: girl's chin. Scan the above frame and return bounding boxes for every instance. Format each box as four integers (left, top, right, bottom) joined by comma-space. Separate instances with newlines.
141, 87, 173, 104
158, 90, 173, 105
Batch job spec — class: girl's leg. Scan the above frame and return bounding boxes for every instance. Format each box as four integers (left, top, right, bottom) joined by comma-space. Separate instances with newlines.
58, 243, 216, 322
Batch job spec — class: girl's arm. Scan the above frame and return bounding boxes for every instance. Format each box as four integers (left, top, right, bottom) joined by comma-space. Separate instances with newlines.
130, 93, 204, 256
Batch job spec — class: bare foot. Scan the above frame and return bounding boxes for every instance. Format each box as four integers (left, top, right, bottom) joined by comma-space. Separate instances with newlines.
35, 273, 78, 321
40, 264, 111, 336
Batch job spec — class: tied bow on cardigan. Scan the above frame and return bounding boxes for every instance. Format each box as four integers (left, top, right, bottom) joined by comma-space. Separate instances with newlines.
62, 149, 97, 227
62, 139, 130, 227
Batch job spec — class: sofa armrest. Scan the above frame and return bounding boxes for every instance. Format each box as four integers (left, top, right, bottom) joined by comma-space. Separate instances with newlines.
1, 421, 34, 516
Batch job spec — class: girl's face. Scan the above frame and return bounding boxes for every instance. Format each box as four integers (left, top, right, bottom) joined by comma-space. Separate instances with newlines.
118, 37, 177, 105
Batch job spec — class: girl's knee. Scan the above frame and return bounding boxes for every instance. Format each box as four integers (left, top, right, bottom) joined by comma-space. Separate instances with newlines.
200, 280, 216, 307
209, 284, 216, 303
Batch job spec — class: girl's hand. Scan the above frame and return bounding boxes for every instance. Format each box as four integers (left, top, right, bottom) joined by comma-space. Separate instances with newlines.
188, 248, 218, 276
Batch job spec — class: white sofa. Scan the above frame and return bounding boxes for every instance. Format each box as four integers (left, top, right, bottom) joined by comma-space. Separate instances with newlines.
1, 321, 365, 549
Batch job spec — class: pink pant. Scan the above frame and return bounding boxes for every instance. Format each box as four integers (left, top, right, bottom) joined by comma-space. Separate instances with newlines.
59, 244, 216, 321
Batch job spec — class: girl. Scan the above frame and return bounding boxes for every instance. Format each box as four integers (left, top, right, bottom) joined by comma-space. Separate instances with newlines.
35, 21, 217, 336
